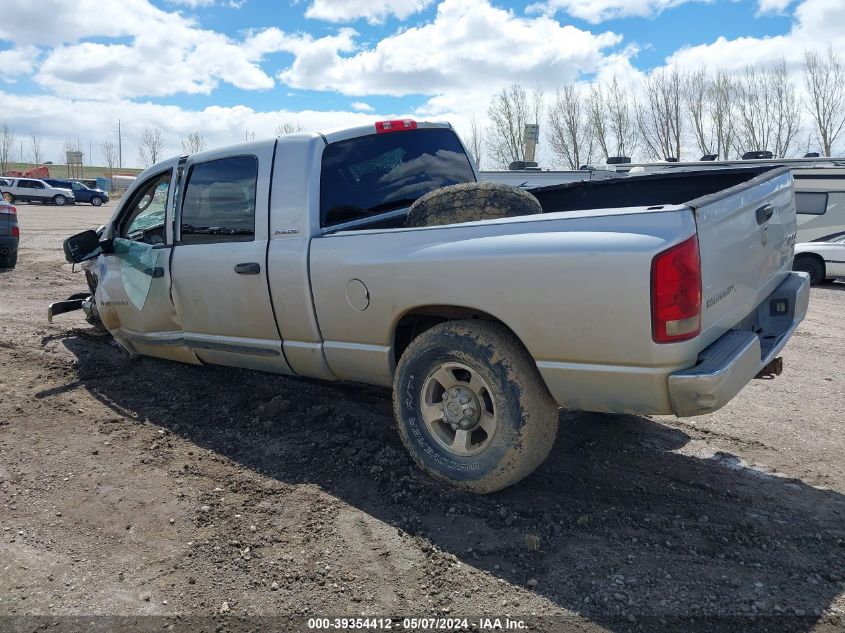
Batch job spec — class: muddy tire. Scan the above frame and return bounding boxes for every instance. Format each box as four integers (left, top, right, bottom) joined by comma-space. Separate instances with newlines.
405, 182, 541, 228
393, 319, 558, 493
793, 254, 825, 285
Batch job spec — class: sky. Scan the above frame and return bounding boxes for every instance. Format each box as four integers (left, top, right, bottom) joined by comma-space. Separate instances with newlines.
0, 0, 842, 168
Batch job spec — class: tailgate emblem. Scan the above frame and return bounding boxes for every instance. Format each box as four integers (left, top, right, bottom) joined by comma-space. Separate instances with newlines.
706, 284, 734, 309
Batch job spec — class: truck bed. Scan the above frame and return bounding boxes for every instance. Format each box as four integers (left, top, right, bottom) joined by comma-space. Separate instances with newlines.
529, 166, 777, 213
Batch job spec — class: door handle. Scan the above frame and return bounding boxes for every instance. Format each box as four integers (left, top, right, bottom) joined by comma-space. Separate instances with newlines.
756, 203, 774, 225
234, 262, 261, 275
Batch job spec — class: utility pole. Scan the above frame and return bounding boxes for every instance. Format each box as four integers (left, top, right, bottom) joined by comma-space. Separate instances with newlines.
117, 119, 123, 169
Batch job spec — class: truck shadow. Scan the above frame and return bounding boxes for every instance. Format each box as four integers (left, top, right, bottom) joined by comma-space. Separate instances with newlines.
51, 332, 845, 633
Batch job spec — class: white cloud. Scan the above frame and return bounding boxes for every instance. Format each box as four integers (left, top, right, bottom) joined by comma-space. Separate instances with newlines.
527, 0, 707, 24
0, 47, 37, 82
757, 0, 793, 13
666, 0, 845, 72
351, 101, 375, 112
168, 0, 217, 7
305, 0, 433, 24
280, 0, 622, 97
0, 0, 288, 99
0, 91, 384, 168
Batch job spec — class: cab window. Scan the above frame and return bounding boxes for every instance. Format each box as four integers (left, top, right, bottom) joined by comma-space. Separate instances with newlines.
319, 128, 475, 228
119, 171, 171, 244
179, 155, 257, 244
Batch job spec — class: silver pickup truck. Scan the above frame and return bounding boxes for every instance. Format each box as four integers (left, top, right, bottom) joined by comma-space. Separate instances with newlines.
54, 120, 808, 493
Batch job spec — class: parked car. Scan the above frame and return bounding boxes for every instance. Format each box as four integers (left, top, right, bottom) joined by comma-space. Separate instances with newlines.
0, 198, 19, 268
44, 179, 109, 206
793, 235, 845, 284
1, 178, 74, 205
52, 121, 808, 493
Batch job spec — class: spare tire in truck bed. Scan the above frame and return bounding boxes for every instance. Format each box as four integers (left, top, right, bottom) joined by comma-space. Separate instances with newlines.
405, 182, 542, 228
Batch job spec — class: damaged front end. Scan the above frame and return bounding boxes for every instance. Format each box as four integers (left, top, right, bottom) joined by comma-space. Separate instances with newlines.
47, 266, 104, 329
48, 228, 107, 331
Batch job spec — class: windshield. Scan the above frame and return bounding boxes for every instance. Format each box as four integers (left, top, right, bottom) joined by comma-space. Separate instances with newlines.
319, 128, 475, 227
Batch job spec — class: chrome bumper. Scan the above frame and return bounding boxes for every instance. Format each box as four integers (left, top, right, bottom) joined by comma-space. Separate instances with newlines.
668, 272, 810, 417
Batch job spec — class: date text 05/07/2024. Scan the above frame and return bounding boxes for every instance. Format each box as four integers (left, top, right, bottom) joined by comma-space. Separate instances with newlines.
307, 617, 528, 630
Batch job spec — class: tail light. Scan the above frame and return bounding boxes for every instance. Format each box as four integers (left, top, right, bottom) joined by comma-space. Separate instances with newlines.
0, 205, 15, 215
651, 235, 701, 343
375, 120, 417, 134
12, 226, 19, 238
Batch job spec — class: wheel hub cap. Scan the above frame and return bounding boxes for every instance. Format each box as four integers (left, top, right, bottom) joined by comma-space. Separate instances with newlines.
441, 386, 480, 430
420, 361, 497, 457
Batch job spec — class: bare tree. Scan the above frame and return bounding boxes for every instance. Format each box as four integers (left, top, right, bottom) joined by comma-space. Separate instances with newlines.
466, 115, 484, 169
547, 83, 594, 169
685, 69, 738, 160
685, 69, 713, 157
768, 61, 802, 158
606, 76, 638, 159
0, 124, 14, 175
587, 76, 637, 161
181, 131, 208, 154
637, 68, 685, 161
711, 71, 738, 159
734, 63, 802, 158
486, 82, 543, 167
803, 46, 845, 156
586, 82, 610, 160
29, 131, 43, 165
275, 121, 304, 136
138, 128, 164, 168
101, 140, 119, 178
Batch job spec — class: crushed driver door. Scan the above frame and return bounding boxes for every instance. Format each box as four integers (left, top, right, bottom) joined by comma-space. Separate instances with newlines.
94, 163, 199, 364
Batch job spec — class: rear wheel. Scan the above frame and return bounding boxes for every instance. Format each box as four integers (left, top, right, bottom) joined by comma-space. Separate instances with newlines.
2, 193, 13, 203
90, 196, 103, 206
794, 255, 825, 285
0, 252, 17, 269
393, 320, 558, 493
53, 194, 68, 206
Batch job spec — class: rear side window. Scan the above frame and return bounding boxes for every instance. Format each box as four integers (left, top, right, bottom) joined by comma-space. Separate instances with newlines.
180, 155, 258, 243
319, 128, 475, 227
795, 191, 828, 215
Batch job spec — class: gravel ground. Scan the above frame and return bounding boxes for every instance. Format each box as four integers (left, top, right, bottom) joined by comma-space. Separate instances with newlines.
0, 203, 843, 633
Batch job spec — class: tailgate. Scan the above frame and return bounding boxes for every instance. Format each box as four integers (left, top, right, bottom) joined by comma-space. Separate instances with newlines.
692, 167, 796, 346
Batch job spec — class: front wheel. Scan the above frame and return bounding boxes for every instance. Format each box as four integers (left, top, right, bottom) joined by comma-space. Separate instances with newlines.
393, 320, 559, 493
90, 196, 103, 206
53, 194, 68, 206
2, 193, 13, 203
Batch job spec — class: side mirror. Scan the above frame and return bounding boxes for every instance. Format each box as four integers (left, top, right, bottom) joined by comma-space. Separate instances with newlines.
63, 229, 102, 264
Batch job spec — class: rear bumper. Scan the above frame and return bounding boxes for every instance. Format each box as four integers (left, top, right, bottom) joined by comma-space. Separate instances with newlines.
668, 271, 810, 417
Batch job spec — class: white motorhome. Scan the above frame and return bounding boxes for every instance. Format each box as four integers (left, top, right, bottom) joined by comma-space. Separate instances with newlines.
791, 168, 845, 243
